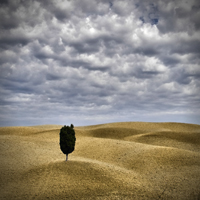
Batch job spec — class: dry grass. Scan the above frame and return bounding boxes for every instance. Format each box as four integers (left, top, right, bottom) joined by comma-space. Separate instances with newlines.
0, 122, 200, 199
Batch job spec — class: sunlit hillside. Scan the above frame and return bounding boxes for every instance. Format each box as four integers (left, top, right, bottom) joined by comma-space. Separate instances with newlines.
0, 122, 200, 199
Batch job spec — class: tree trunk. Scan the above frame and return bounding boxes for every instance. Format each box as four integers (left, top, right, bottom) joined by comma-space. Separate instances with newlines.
66, 154, 68, 161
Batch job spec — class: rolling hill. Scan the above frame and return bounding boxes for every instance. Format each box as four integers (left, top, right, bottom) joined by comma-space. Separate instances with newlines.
0, 122, 200, 199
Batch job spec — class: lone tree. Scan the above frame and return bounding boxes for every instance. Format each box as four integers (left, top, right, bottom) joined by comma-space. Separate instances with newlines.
59, 124, 76, 161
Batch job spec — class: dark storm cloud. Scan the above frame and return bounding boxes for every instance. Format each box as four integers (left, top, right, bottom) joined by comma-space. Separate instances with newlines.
0, 0, 200, 126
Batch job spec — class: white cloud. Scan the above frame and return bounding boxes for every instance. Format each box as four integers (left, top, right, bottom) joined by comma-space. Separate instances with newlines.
0, 0, 200, 126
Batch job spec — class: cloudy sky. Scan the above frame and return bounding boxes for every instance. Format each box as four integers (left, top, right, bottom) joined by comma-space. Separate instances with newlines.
0, 0, 200, 126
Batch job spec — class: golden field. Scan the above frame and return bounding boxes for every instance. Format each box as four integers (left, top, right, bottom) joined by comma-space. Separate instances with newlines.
0, 122, 200, 199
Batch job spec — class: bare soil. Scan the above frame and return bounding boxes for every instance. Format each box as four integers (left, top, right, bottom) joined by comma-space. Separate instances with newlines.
0, 122, 200, 199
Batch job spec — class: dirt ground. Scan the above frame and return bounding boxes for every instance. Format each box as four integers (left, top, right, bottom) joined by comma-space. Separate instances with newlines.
0, 122, 200, 199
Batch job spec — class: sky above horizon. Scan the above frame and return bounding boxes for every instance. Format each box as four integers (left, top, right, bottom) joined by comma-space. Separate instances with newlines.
0, 0, 200, 127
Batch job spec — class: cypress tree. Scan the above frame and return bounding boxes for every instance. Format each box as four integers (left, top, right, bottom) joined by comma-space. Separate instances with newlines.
59, 124, 76, 161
